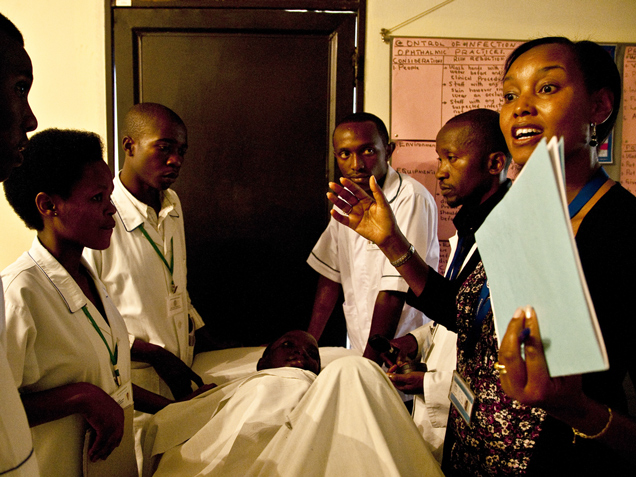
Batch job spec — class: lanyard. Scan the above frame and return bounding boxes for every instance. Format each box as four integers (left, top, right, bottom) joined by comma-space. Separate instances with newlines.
138, 224, 177, 293
82, 306, 121, 386
446, 236, 467, 281
465, 280, 491, 357
569, 168, 615, 237
568, 168, 609, 218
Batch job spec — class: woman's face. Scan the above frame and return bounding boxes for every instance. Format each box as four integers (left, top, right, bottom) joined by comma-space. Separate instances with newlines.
499, 43, 593, 166
52, 160, 116, 251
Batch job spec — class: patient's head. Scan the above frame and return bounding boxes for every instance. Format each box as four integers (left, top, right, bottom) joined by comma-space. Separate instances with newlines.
257, 330, 321, 375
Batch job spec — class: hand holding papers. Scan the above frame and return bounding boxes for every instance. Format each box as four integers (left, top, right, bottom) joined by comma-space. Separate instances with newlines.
475, 137, 608, 377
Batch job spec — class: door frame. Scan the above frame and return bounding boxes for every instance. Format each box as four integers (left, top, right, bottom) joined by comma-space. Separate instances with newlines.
105, 0, 366, 169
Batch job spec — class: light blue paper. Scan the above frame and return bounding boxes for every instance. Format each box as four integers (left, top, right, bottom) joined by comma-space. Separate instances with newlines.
475, 138, 607, 377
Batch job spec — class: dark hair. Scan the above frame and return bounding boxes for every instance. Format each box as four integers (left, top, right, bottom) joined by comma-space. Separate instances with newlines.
0, 13, 24, 46
446, 108, 512, 168
335, 112, 390, 147
503, 37, 621, 144
122, 102, 186, 140
4, 128, 104, 230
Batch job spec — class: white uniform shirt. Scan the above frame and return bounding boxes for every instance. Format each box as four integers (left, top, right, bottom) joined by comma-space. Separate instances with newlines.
308, 166, 439, 351
410, 322, 456, 463
2, 238, 131, 477
0, 278, 39, 476
84, 175, 204, 374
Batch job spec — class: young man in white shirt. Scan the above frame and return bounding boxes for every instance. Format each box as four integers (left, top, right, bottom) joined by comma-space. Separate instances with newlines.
84, 103, 218, 472
307, 112, 439, 364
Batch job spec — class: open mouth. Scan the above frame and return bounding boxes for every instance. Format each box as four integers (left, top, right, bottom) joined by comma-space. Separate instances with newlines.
513, 127, 542, 140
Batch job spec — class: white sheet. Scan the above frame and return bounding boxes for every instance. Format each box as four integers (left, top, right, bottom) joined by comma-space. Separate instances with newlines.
247, 357, 444, 477
143, 355, 443, 477
147, 368, 316, 476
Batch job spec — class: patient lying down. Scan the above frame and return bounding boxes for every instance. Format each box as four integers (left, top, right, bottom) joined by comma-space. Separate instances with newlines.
142, 331, 442, 477
256, 330, 321, 375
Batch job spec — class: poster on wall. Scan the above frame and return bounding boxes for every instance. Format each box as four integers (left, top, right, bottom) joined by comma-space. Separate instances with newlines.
620, 45, 636, 196
391, 140, 454, 272
390, 37, 523, 141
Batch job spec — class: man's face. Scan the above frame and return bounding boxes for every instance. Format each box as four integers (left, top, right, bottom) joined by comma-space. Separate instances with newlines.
260, 331, 321, 375
125, 115, 187, 192
333, 121, 390, 194
435, 123, 493, 208
0, 36, 37, 182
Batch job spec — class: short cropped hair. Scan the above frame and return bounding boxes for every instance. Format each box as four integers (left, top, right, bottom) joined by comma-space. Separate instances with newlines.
0, 13, 24, 46
335, 112, 390, 148
4, 129, 104, 230
122, 102, 185, 140
503, 37, 621, 144
0, 13, 24, 75
446, 108, 512, 168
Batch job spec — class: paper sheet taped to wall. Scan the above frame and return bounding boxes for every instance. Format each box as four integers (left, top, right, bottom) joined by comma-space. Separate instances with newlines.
391, 37, 523, 141
620, 46, 636, 195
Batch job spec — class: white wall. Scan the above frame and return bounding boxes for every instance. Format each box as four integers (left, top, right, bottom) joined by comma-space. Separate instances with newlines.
1, 0, 636, 269
0, 1, 107, 269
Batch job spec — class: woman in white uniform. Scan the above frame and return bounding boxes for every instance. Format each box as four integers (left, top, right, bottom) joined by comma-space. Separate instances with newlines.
2, 129, 137, 476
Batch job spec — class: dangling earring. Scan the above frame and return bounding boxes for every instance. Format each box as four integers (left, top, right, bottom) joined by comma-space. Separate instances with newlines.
589, 123, 598, 147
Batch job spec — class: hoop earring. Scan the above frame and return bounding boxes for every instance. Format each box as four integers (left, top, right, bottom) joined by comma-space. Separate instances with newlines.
589, 123, 599, 147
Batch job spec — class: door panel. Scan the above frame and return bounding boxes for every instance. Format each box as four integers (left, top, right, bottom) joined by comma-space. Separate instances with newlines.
113, 8, 357, 345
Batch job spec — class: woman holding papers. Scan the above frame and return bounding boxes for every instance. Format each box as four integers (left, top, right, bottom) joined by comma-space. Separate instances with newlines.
325, 37, 635, 475
496, 37, 636, 473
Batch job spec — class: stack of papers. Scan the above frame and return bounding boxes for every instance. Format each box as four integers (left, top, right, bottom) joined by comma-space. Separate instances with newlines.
475, 137, 607, 377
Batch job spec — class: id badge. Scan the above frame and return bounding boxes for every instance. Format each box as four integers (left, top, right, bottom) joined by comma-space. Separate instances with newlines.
449, 370, 475, 426
110, 380, 133, 409
167, 292, 184, 318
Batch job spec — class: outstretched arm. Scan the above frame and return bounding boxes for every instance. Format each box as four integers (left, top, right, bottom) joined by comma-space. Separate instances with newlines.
363, 290, 406, 364
132, 382, 216, 414
327, 176, 431, 296
131, 338, 204, 399
498, 306, 636, 464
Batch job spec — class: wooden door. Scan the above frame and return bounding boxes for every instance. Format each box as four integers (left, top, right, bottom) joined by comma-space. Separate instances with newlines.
112, 7, 359, 345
